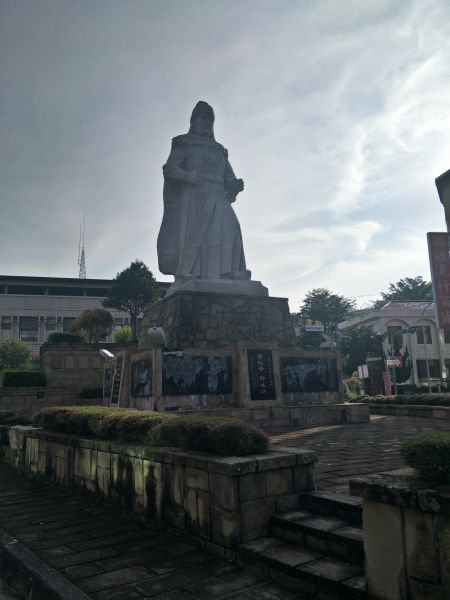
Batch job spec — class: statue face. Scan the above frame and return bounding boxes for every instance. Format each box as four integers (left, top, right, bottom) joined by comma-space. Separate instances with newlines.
193, 113, 214, 137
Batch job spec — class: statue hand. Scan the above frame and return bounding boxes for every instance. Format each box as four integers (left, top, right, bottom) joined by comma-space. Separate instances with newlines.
233, 178, 244, 194
186, 170, 204, 186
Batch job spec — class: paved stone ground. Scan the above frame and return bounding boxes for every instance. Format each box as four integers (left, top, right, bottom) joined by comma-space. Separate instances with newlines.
0, 467, 297, 600
2, 415, 450, 599
269, 414, 450, 494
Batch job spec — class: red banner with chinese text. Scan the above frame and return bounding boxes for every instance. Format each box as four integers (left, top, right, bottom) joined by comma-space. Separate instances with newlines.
427, 232, 450, 329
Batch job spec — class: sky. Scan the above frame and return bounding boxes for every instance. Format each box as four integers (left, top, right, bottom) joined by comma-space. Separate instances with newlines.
1, 0, 450, 311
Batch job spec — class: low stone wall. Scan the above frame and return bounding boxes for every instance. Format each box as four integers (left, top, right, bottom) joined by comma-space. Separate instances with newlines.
1, 427, 316, 557
369, 403, 450, 420
350, 469, 450, 600
173, 403, 369, 428
0, 388, 104, 418
40, 342, 133, 391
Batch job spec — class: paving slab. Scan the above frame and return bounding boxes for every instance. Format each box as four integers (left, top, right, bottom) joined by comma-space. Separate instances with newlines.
268, 415, 450, 493
0, 465, 297, 600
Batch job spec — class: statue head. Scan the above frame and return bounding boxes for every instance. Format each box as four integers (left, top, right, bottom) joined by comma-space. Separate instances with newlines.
189, 101, 215, 139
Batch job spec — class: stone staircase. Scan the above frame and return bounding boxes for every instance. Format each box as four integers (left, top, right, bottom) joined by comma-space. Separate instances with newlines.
239, 490, 370, 599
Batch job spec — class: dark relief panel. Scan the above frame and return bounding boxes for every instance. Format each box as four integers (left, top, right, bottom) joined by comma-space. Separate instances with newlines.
162, 354, 232, 396
281, 356, 339, 393
131, 359, 152, 398
247, 349, 277, 401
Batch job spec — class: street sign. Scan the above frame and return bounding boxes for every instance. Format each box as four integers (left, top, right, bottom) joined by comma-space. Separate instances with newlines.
386, 356, 402, 368
305, 324, 324, 332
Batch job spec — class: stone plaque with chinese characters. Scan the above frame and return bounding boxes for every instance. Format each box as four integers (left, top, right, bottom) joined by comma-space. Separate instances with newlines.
247, 349, 276, 400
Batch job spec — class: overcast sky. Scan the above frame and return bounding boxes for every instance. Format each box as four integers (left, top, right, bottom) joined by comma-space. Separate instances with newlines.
1, 0, 449, 309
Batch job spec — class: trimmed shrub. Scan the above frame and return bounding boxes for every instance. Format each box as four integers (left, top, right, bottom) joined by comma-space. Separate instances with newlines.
33, 407, 269, 455
46, 332, 83, 344
0, 410, 30, 425
353, 394, 450, 407
1, 370, 46, 387
34, 406, 173, 442
78, 387, 103, 399
150, 416, 269, 456
401, 432, 450, 483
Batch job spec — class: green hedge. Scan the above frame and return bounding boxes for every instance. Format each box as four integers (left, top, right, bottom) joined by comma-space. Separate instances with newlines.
33, 406, 269, 455
150, 415, 269, 456
354, 394, 450, 407
0, 410, 30, 425
46, 332, 83, 344
401, 433, 450, 483
0, 370, 46, 387
78, 387, 103, 399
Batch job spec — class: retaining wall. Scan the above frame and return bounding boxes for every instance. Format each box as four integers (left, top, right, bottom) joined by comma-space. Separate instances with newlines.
1, 426, 316, 557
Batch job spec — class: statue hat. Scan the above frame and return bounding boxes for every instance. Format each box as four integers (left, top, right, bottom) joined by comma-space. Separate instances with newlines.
191, 101, 214, 121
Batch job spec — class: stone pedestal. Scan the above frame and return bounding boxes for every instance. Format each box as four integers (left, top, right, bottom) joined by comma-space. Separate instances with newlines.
140, 291, 296, 349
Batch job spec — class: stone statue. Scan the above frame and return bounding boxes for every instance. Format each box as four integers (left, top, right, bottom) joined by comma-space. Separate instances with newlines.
158, 101, 266, 295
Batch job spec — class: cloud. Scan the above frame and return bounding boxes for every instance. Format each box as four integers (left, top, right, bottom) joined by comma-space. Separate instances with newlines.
1, 0, 449, 308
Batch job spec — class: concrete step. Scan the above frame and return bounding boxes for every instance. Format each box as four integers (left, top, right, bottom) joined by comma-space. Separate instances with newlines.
271, 510, 364, 566
298, 490, 363, 525
239, 537, 367, 599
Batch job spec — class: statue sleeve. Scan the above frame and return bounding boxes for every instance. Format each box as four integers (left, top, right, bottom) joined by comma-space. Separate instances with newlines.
162, 142, 189, 183
224, 154, 238, 203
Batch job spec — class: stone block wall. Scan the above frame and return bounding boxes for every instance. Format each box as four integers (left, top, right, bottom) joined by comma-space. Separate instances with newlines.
350, 470, 450, 599
0, 388, 104, 418
40, 343, 133, 391
1, 427, 316, 555
140, 291, 296, 349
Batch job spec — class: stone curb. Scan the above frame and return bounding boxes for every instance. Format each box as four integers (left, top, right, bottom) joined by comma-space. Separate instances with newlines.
0, 527, 91, 600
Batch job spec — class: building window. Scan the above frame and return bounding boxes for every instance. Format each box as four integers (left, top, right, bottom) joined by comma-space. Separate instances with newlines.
63, 317, 75, 332
416, 326, 432, 345
1, 316, 11, 330
46, 317, 56, 331
444, 330, 450, 344
416, 359, 441, 379
19, 316, 39, 342
113, 318, 123, 330
386, 326, 403, 350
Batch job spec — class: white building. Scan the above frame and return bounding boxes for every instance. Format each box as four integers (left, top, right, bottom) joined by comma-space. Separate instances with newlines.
0, 275, 167, 363
339, 301, 450, 386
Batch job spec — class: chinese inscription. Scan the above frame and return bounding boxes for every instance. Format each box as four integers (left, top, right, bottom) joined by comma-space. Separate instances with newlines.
247, 349, 276, 400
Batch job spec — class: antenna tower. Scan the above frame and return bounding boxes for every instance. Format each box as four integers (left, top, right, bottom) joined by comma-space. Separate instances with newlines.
78, 215, 86, 279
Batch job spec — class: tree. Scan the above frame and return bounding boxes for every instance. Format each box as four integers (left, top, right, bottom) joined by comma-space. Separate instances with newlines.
339, 326, 385, 376
113, 325, 134, 344
373, 276, 433, 308
299, 288, 356, 333
102, 260, 162, 339
0, 339, 32, 369
70, 309, 113, 344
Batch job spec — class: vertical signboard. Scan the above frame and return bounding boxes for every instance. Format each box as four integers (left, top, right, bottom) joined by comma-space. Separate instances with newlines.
247, 349, 276, 400
427, 232, 450, 328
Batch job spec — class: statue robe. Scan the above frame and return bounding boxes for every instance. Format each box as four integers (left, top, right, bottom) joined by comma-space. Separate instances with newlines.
157, 134, 248, 280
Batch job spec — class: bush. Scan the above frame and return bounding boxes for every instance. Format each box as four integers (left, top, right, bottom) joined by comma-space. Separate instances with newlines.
401, 433, 450, 483
0, 410, 30, 425
0, 339, 32, 369
1, 370, 46, 387
78, 387, 103, 399
34, 406, 173, 442
150, 416, 269, 456
71, 309, 113, 343
33, 407, 269, 455
47, 332, 83, 344
113, 325, 134, 344
355, 394, 450, 407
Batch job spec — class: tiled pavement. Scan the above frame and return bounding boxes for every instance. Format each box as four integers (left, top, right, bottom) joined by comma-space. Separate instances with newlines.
0, 467, 296, 600
269, 414, 450, 494
1, 415, 450, 598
